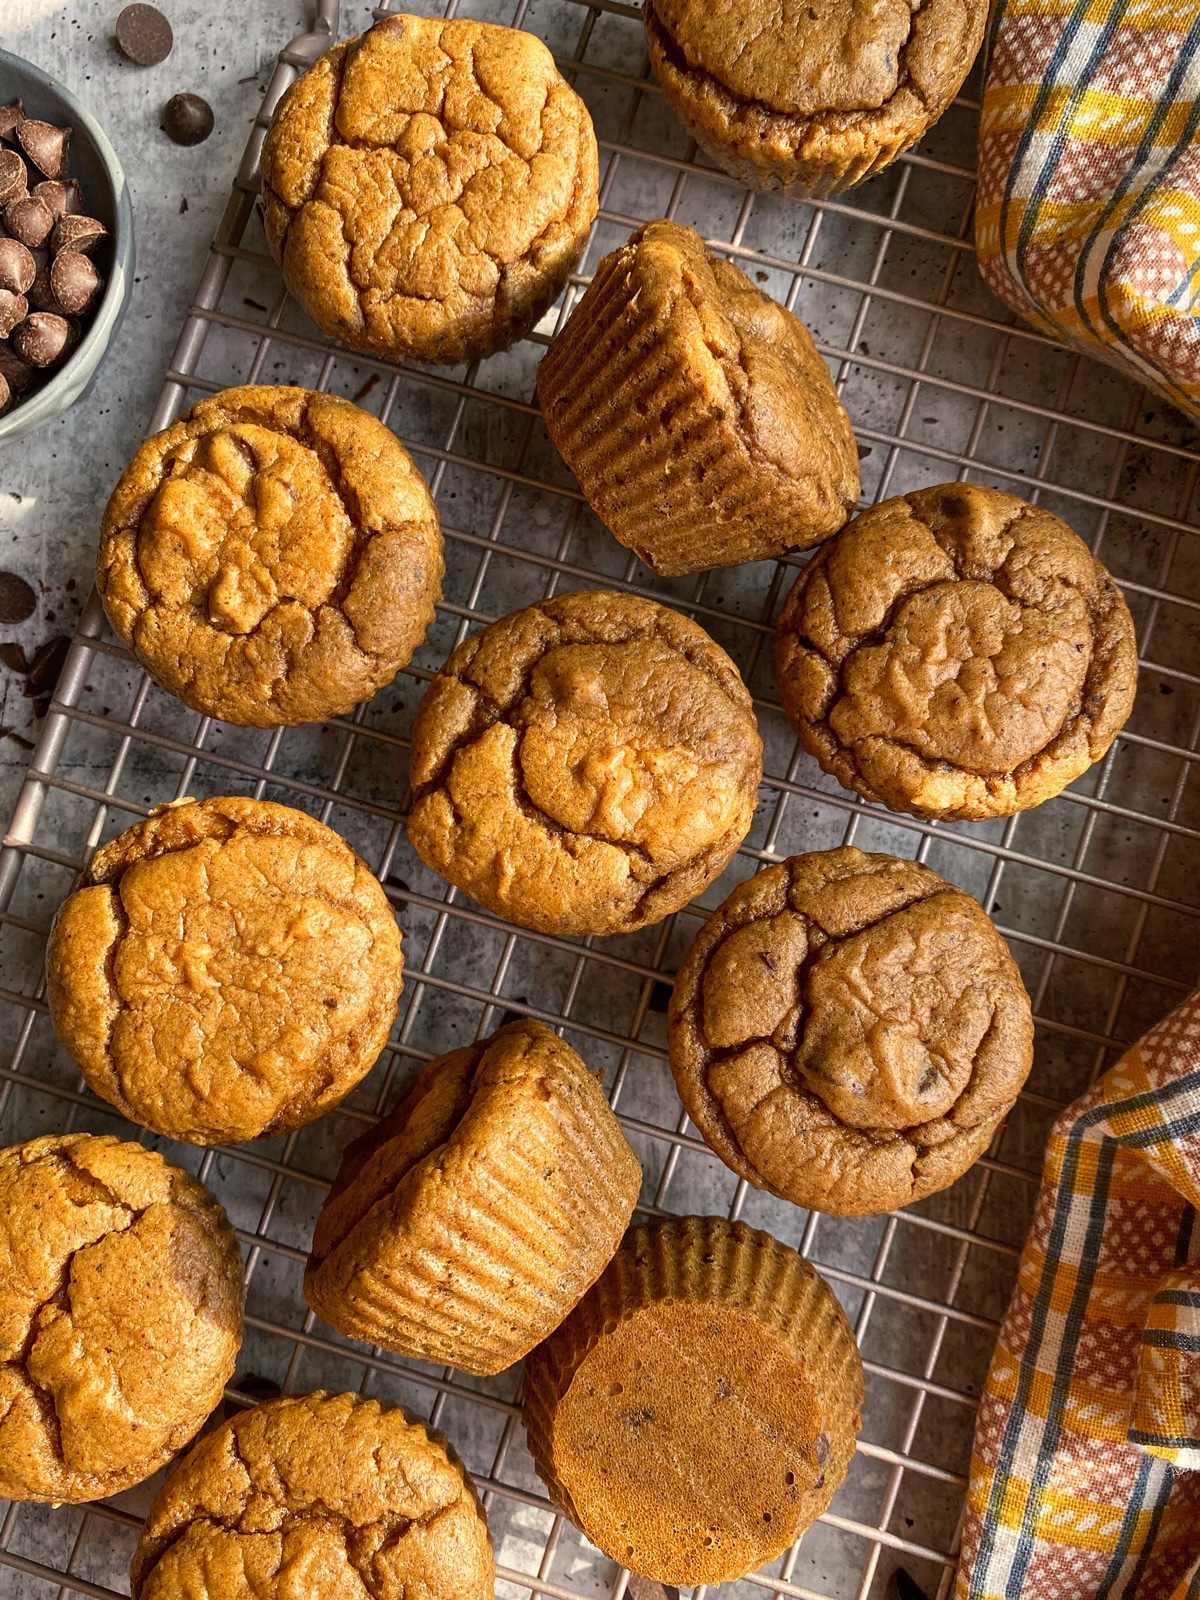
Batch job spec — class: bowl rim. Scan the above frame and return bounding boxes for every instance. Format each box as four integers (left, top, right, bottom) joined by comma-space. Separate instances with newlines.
0, 46, 135, 439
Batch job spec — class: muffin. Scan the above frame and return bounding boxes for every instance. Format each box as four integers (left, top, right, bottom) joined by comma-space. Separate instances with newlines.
775, 485, 1139, 821
46, 796, 404, 1145
260, 15, 599, 365
644, 0, 986, 196
97, 384, 443, 728
522, 1215, 861, 1585
407, 589, 763, 936
537, 220, 860, 577
668, 848, 1034, 1214
0, 1133, 244, 1504
306, 1019, 642, 1374
130, 1391, 493, 1600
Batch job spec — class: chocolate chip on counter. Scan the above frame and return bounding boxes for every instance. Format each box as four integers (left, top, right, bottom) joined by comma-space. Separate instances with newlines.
51, 212, 107, 256
116, 3, 174, 65
49, 251, 101, 315
0, 344, 34, 393
162, 92, 213, 146
33, 178, 83, 219
0, 148, 27, 203
16, 119, 71, 179
26, 634, 70, 697
12, 311, 76, 367
4, 193, 54, 249
0, 237, 35, 295
0, 291, 28, 338
0, 642, 27, 672
0, 570, 36, 624
0, 102, 24, 142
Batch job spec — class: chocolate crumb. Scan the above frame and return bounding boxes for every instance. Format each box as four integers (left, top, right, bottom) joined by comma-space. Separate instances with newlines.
162, 92, 213, 146
0, 571, 36, 624
115, 3, 174, 66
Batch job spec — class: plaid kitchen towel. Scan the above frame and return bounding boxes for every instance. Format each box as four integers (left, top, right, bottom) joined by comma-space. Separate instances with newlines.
957, 990, 1200, 1600
975, 0, 1200, 422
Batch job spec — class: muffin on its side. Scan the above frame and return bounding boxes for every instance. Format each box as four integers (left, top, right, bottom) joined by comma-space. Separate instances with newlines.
46, 796, 404, 1145
97, 384, 443, 728
261, 14, 599, 365
668, 848, 1034, 1215
407, 589, 763, 936
538, 221, 859, 576
644, 0, 986, 197
130, 1392, 494, 1600
306, 1019, 642, 1374
523, 1216, 862, 1586
774, 484, 1139, 821
0, 1134, 244, 1504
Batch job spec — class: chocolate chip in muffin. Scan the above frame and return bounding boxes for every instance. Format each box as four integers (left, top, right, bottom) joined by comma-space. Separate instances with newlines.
774, 484, 1140, 821
668, 847, 1034, 1215
15, 118, 70, 179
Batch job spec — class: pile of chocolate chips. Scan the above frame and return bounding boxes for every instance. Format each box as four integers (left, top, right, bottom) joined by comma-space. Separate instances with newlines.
0, 100, 108, 419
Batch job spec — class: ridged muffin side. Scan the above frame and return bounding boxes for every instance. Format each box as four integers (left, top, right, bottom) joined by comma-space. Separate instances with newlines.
522, 1215, 862, 1585
305, 1020, 642, 1375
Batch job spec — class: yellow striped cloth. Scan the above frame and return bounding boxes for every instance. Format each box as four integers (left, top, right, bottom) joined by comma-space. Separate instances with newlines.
957, 991, 1200, 1599
976, 0, 1200, 421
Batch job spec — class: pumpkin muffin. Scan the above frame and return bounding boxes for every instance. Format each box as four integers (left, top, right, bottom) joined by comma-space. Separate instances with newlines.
407, 589, 763, 936
538, 220, 860, 576
0, 1134, 244, 1504
644, 0, 986, 196
46, 796, 404, 1146
668, 848, 1034, 1215
260, 15, 599, 365
522, 1215, 861, 1585
306, 1019, 642, 1374
130, 1391, 494, 1600
97, 384, 443, 728
774, 485, 1139, 821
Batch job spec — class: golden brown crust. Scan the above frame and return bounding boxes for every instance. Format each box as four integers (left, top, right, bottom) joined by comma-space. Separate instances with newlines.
521, 1216, 862, 1585
305, 1019, 642, 1374
96, 384, 443, 729
0, 1134, 244, 1504
130, 1391, 494, 1600
774, 485, 1140, 821
260, 16, 599, 365
406, 589, 763, 936
667, 847, 1034, 1214
644, 0, 986, 197
45, 796, 404, 1146
537, 220, 859, 576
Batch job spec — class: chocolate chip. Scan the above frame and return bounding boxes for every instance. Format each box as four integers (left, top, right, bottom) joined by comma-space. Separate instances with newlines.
12, 311, 75, 367
27, 266, 58, 313
0, 237, 35, 295
16, 119, 71, 180
4, 194, 54, 249
626, 1579, 680, 1600
51, 213, 107, 256
26, 635, 70, 697
0, 149, 27, 204
0, 642, 25, 672
49, 252, 101, 315
0, 372, 9, 415
0, 102, 24, 142
887, 1571, 932, 1600
33, 179, 83, 219
0, 345, 34, 393
116, 3, 175, 65
0, 571, 36, 624
0, 291, 28, 338
162, 92, 213, 146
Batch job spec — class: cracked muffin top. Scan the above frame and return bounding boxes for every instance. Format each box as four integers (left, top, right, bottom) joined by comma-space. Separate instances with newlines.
130, 1391, 494, 1600
406, 590, 763, 936
537, 220, 860, 576
668, 848, 1034, 1214
0, 1134, 244, 1504
97, 385, 443, 729
644, 0, 986, 195
45, 796, 404, 1146
775, 485, 1139, 820
261, 15, 599, 365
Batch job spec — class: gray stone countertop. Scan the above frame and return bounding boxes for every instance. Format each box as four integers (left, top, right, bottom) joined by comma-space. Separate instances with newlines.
0, 0, 378, 825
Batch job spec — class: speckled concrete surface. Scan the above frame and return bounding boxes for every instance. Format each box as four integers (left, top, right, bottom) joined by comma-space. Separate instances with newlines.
0, 0, 391, 816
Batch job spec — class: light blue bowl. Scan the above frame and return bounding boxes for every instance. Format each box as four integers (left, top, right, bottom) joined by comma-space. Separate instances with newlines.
0, 48, 134, 444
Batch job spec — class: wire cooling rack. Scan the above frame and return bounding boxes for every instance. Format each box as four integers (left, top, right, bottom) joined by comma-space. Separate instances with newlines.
2, 0, 1200, 1596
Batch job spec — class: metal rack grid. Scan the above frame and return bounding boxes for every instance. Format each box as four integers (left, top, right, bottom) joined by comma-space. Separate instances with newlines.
1, 0, 1198, 1595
